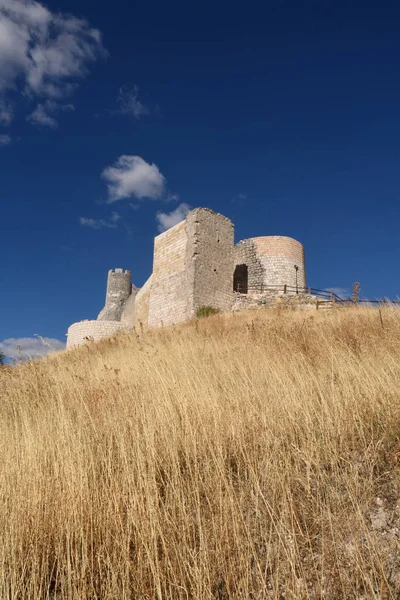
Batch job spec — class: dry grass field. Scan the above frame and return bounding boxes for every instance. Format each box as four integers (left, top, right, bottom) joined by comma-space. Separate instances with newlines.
1, 306, 400, 599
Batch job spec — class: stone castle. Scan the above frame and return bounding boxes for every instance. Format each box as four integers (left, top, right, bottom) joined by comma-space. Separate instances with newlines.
66, 208, 306, 348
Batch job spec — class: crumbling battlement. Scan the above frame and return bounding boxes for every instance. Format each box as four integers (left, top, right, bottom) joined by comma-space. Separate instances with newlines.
66, 207, 306, 348
97, 269, 133, 322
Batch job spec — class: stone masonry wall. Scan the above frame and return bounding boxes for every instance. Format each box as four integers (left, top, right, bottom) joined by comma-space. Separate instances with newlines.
119, 284, 139, 326
67, 320, 131, 349
233, 291, 317, 312
148, 221, 190, 327
252, 236, 306, 289
234, 239, 266, 292
146, 209, 235, 328
66, 208, 308, 348
186, 208, 234, 313
130, 276, 152, 328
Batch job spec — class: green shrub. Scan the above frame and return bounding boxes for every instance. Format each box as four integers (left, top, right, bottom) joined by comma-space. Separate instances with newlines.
195, 306, 220, 319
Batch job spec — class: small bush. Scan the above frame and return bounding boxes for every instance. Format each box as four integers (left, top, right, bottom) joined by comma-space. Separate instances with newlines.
195, 306, 220, 318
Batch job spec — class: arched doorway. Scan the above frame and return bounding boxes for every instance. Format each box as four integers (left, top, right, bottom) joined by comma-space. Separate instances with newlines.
233, 264, 248, 293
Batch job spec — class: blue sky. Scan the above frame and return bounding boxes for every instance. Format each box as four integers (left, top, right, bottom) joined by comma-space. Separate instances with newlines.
1, 0, 400, 358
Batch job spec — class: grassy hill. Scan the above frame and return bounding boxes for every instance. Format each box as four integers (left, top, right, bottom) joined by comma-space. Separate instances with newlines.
1, 306, 400, 599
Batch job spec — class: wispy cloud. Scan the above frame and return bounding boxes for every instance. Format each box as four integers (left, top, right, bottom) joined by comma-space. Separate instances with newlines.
115, 85, 149, 119
156, 202, 191, 233
102, 155, 166, 202
325, 287, 349, 298
166, 193, 180, 202
79, 212, 121, 229
0, 0, 106, 126
26, 103, 57, 128
0, 100, 12, 125
0, 335, 65, 360
26, 101, 75, 128
0, 133, 11, 146
232, 192, 247, 204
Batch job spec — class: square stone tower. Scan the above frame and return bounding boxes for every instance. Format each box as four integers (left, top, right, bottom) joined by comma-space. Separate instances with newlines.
147, 208, 234, 327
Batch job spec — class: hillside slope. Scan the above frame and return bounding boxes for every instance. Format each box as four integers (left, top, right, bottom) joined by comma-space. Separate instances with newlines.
1, 307, 400, 599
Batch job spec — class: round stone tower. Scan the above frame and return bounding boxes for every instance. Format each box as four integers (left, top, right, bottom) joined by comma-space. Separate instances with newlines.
234, 236, 306, 293
251, 236, 306, 290
97, 268, 132, 321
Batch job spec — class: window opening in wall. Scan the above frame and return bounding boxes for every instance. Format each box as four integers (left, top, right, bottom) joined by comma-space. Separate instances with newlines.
233, 264, 248, 294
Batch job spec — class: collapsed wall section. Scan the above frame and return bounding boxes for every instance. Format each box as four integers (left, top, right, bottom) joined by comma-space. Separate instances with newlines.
66, 320, 131, 349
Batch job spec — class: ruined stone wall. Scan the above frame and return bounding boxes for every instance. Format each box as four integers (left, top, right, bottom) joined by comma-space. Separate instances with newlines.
98, 269, 132, 321
119, 284, 139, 326
133, 275, 152, 328
234, 239, 266, 292
233, 291, 317, 312
252, 236, 306, 289
186, 208, 234, 312
66, 208, 308, 348
147, 221, 191, 327
66, 320, 131, 349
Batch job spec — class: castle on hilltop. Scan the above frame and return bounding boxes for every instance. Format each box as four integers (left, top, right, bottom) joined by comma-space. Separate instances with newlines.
66, 208, 306, 348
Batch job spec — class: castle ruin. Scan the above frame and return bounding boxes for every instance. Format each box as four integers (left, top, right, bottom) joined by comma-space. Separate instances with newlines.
66, 208, 306, 348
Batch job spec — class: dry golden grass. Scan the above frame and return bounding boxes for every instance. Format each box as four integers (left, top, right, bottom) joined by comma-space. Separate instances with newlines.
1, 306, 400, 599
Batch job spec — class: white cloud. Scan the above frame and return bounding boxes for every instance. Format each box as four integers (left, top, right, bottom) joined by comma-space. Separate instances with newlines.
156, 202, 191, 232
0, 335, 65, 360
116, 85, 149, 119
79, 211, 121, 229
102, 155, 166, 202
0, 0, 105, 125
0, 133, 11, 146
